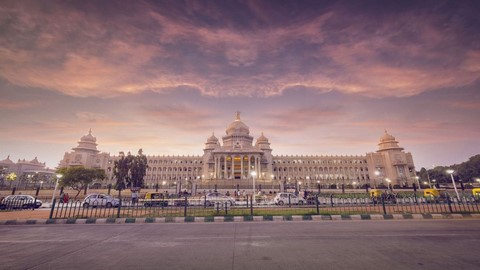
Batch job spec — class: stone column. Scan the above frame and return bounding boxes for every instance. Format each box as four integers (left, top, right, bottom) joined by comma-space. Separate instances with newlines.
231, 156, 234, 179
248, 155, 251, 177
240, 156, 244, 179
223, 155, 227, 180
215, 156, 218, 179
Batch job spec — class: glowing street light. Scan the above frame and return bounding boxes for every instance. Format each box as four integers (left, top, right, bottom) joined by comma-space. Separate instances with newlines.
385, 178, 392, 190
374, 170, 380, 188
446, 169, 460, 201
251, 171, 257, 195
415, 176, 421, 190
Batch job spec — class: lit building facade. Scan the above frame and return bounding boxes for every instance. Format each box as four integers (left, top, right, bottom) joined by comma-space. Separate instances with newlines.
0, 155, 55, 188
59, 113, 416, 190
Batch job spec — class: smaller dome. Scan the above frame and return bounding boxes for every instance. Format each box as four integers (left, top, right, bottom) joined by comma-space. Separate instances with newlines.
257, 132, 269, 143
80, 129, 96, 142
0, 155, 14, 164
380, 130, 396, 142
207, 132, 218, 143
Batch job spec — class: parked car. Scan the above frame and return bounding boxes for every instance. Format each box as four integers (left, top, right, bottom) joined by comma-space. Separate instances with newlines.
204, 192, 235, 207
274, 192, 306, 205
82, 194, 120, 208
0, 195, 42, 209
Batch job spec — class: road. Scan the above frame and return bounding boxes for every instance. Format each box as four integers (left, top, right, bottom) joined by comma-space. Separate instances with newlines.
0, 220, 479, 270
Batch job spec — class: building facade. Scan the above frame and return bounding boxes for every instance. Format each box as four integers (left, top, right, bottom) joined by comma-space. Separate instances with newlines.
59, 113, 417, 191
0, 156, 55, 188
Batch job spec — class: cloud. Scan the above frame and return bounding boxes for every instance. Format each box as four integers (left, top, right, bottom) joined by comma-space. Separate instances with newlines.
0, 1, 479, 99
258, 105, 344, 132
0, 99, 40, 109
140, 104, 215, 131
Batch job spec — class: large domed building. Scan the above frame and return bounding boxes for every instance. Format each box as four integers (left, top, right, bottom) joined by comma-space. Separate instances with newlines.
59, 113, 416, 191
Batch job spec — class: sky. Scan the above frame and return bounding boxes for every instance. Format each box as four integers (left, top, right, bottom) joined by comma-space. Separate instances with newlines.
0, 0, 479, 170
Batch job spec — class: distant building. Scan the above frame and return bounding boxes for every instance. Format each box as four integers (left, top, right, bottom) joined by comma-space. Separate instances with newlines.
59, 113, 416, 191
58, 129, 110, 169
0, 155, 55, 188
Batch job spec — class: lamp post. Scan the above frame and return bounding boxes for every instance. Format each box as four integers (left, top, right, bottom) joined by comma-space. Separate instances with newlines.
306, 176, 310, 190
386, 178, 392, 190
374, 170, 380, 189
446, 169, 460, 201
251, 171, 257, 195
51, 174, 62, 205
415, 176, 421, 190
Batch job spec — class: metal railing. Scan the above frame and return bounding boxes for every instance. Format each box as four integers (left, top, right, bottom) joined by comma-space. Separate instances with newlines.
0, 198, 42, 211
48, 193, 480, 219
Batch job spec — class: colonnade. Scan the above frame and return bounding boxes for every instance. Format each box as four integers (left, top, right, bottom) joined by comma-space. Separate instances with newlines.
213, 154, 261, 180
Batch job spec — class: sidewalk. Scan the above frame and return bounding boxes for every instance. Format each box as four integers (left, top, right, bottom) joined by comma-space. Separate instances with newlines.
1, 212, 479, 225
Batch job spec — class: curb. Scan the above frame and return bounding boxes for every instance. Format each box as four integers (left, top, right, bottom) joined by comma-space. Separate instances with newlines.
2, 213, 480, 225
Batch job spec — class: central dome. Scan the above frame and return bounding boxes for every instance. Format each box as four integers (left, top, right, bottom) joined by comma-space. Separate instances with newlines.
226, 112, 250, 136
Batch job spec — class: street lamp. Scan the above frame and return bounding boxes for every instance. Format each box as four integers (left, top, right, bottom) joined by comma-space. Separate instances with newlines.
385, 178, 392, 190
446, 169, 460, 201
374, 170, 380, 189
251, 171, 257, 195
415, 176, 421, 190
52, 174, 62, 205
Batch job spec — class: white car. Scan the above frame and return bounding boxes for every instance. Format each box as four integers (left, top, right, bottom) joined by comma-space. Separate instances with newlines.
0, 195, 42, 209
82, 194, 120, 208
204, 192, 235, 207
274, 193, 306, 205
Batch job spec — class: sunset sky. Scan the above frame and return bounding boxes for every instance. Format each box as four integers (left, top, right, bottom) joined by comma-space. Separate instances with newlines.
1, 0, 479, 170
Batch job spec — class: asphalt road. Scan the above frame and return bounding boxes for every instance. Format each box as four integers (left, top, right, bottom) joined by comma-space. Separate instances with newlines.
0, 220, 479, 270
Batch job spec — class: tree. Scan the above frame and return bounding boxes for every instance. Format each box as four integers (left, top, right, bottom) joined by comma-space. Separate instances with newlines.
456, 155, 480, 184
57, 166, 106, 199
129, 149, 148, 190
113, 149, 148, 193
113, 152, 131, 194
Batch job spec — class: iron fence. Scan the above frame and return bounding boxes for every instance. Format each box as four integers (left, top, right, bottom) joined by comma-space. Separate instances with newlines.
48, 193, 480, 219
0, 197, 42, 210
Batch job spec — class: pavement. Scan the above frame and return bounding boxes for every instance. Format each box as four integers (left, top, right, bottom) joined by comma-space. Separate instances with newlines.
1, 212, 480, 225
1, 220, 480, 270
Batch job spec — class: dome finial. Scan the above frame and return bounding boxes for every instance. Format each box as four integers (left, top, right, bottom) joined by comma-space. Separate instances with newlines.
89, 128, 92, 135
235, 111, 241, 121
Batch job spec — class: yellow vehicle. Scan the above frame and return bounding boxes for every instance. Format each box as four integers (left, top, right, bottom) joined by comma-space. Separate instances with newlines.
141, 192, 168, 207
370, 189, 384, 198
472, 188, 480, 201
424, 189, 448, 203
370, 189, 396, 204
